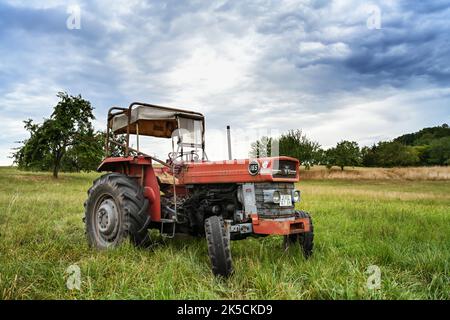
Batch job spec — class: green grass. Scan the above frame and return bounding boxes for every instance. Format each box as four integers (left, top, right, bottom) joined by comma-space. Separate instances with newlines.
0, 167, 449, 299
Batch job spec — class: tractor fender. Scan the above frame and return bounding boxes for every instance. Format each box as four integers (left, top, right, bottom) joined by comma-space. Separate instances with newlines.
97, 156, 152, 172
144, 186, 157, 204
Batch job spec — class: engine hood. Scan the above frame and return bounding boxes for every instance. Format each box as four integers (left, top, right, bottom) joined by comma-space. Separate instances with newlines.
177, 156, 300, 185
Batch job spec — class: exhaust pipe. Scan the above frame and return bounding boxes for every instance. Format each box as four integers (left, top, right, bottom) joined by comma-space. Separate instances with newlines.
227, 125, 232, 160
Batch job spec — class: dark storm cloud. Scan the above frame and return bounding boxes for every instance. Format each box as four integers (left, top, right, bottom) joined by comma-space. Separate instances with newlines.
343, 4, 450, 87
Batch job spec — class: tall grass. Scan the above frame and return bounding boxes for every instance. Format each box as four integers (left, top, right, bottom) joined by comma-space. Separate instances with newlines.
301, 166, 450, 181
0, 167, 449, 299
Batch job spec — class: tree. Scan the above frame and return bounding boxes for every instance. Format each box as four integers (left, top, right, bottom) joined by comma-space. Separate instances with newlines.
411, 145, 430, 165
249, 136, 273, 158
315, 148, 327, 165
394, 124, 450, 146
325, 140, 360, 170
426, 137, 450, 165
60, 129, 105, 172
361, 145, 377, 167
278, 130, 321, 169
13, 92, 101, 178
363, 141, 419, 167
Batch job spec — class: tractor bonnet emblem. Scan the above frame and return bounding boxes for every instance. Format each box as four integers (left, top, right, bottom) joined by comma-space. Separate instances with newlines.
248, 160, 260, 175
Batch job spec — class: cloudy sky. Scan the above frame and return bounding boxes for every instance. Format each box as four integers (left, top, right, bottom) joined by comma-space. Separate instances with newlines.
1, 0, 449, 165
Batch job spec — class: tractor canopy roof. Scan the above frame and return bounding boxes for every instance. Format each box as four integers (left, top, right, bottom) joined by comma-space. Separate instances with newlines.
109, 103, 204, 139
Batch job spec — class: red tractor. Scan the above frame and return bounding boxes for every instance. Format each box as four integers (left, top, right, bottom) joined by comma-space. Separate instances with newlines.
84, 102, 314, 277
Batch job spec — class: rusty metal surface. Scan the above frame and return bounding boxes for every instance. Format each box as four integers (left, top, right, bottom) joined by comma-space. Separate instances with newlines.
251, 214, 310, 235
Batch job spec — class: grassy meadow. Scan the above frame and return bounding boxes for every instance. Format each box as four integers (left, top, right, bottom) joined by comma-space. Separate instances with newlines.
0, 166, 449, 299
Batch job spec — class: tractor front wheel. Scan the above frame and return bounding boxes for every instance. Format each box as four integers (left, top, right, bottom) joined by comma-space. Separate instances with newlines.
204, 215, 233, 277
283, 211, 314, 258
84, 173, 151, 249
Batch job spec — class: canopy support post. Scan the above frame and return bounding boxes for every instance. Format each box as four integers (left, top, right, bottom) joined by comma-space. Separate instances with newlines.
136, 122, 140, 153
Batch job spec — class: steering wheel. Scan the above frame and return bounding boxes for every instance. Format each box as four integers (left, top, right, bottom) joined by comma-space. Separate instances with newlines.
168, 151, 200, 162
167, 152, 182, 165
192, 152, 199, 162
168, 152, 177, 161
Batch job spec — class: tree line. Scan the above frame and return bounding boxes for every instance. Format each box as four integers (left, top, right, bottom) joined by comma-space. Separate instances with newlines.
250, 125, 450, 170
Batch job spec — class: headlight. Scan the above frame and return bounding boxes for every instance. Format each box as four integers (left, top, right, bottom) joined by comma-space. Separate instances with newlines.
293, 190, 301, 202
272, 191, 280, 203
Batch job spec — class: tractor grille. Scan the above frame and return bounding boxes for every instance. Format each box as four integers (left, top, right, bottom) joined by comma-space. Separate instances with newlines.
254, 182, 295, 219
272, 160, 297, 178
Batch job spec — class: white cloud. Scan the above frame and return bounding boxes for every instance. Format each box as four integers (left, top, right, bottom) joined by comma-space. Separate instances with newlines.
0, 78, 60, 116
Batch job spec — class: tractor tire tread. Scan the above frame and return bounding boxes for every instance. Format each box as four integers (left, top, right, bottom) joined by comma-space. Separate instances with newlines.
204, 215, 233, 277
84, 173, 151, 248
297, 210, 314, 258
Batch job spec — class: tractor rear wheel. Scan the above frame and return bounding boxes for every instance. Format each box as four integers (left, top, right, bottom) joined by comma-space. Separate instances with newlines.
204, 215, 233, 277
84, 173, 151, 249
283, 211, 314, 258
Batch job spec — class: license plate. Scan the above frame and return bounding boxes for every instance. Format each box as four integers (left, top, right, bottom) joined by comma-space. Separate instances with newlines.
279, 194, 292, 207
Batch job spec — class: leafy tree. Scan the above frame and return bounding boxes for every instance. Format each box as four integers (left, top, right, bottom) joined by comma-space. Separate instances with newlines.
249, 130, 320, 169
315, 148, 327, 165
364, 141, 419, 167
361, 145, 377, 167
426, 137, 450, 165
249, 136, 273, 158
326, 140, 360, 170
390, 124, 450, 166
60, 129, 105, 172
411, 145, 430, 165
278, 130, 321, 169
394, 124, 450, 146
13, 92, 102, 178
